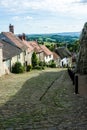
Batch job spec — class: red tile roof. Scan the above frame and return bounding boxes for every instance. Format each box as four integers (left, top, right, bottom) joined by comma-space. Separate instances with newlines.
2, 32, 27, 50
28, 41, 43, 53
40, 45, 53, 56
52, 52, 60, 60
22, 40, 34, 52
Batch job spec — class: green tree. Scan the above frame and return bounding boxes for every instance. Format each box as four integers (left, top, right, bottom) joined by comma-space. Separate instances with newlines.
31, 52, 38, 68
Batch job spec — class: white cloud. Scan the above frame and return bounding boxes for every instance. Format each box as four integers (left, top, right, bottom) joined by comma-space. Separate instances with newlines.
24, 16, 33, 20
0, 0, 87, 15
0, 0, 87, 33
12, 16, 20, 21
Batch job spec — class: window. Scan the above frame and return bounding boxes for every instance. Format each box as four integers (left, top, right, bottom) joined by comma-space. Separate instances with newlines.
49, 55, 51, 58
18, 54, 20, 59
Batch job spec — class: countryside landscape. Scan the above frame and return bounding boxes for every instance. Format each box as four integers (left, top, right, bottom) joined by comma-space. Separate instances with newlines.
0, 0, 87, 130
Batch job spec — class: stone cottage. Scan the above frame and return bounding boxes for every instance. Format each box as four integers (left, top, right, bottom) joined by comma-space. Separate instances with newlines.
55, 47, 72, 67
0, 42, 4, 76
0, 40, 22, 75
40, 45, 53, 63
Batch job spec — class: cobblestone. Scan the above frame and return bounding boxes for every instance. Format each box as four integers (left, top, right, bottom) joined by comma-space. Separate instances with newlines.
0, 69, 87, 129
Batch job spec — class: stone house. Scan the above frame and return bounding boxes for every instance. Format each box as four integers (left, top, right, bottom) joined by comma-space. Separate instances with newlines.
0, 42, 4, 76
40, 45, 53, 63
22, 40, 34, 65
0, 32, 28, 67
52, 52, 61, 67
55, 47, 72, 67
0, 40, 22, 75
28, 41, 44, 61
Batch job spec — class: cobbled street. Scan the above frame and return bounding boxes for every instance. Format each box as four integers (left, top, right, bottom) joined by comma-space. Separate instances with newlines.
0, 69, 87, 130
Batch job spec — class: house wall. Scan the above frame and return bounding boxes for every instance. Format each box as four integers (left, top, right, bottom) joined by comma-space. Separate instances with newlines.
44, 54, 53, 63
36, 52, 44, 61
0, 47, 4, 76
17, 52, 25, 66
60, 57, 72, 67
3, 60, 11, 74
54, 57, 61, 67
11, 55, 18, 67
25, 50, 34, 65
27, 51, 33, 65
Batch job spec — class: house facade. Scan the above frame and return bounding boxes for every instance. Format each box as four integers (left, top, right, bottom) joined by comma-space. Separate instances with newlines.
0, 43, 4, 76
55, 47, 72, 67
0, 32, 28, 67
40, 45, 53, 63
28, 41, 44, 61
0, 40, 22, 75
22, 40, 34, 65
52, 52, 61, 67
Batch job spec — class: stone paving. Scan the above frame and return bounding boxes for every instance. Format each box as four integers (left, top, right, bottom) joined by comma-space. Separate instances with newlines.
0, 69, 87, 130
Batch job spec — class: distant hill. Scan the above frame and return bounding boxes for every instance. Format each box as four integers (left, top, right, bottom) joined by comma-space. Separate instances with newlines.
57, 32, 80, 37
26, 32, 80, 44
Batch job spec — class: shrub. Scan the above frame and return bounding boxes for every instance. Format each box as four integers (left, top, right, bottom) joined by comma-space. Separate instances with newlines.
38, 61, 46, 67
26, 65, 32, 72
32, 52, 38, 68
12, 62, 25, 74
33, 65, 45, 70
49, 60, 56, 68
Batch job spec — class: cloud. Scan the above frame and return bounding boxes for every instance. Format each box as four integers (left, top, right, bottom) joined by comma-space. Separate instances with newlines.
78, 0, 87, 3
24, 16, 33, 20
0, 0, 81, 13
0, 0, 86, 14
12, 16, 20, 21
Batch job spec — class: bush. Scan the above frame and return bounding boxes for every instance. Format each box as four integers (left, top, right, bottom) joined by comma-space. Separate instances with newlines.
38, 61, 46, 67
49, 60, 56, 68
26, 65, 32, 72
12, 62, 25, 74
33, 65, 45, 70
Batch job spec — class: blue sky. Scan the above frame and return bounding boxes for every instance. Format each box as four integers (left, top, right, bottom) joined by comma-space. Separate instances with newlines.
0, 0, 87, 34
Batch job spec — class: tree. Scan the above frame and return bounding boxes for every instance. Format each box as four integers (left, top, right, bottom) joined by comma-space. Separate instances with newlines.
31, 52, 38, 68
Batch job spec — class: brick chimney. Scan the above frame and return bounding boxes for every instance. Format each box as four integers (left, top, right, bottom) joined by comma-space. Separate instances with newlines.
18, 33, 26, 40
22, 33, 26, 40
18, 35, 23, 40
9, 24, 14, 33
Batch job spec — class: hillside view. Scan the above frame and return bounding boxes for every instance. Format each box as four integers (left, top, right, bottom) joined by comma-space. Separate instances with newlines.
26, 32, 80, 52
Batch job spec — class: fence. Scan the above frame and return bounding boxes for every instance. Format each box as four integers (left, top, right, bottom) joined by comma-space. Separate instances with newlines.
68, 68, 79, 94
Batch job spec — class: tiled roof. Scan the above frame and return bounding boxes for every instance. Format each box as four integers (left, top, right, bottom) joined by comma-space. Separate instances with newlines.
52, 52, 60, 60
28, 41, 43, 53
22, 40, 34, 52
40, 45, 53, 56
1, 32, 27, 50
55, 47, 71, 59
0, 40, 21, 61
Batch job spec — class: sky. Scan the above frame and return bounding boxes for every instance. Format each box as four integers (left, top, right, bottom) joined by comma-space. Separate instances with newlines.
0, 0, 87, 34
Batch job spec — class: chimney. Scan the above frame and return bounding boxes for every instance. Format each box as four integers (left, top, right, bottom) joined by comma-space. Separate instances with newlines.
9, 24, 14, 33
18, 35, 23, 40
22, 33, 26, 40
18, 33, 26, 41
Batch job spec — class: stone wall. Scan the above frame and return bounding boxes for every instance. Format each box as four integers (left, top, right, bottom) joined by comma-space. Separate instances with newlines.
77, 22, 87, 74
0, 46, 4, 76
